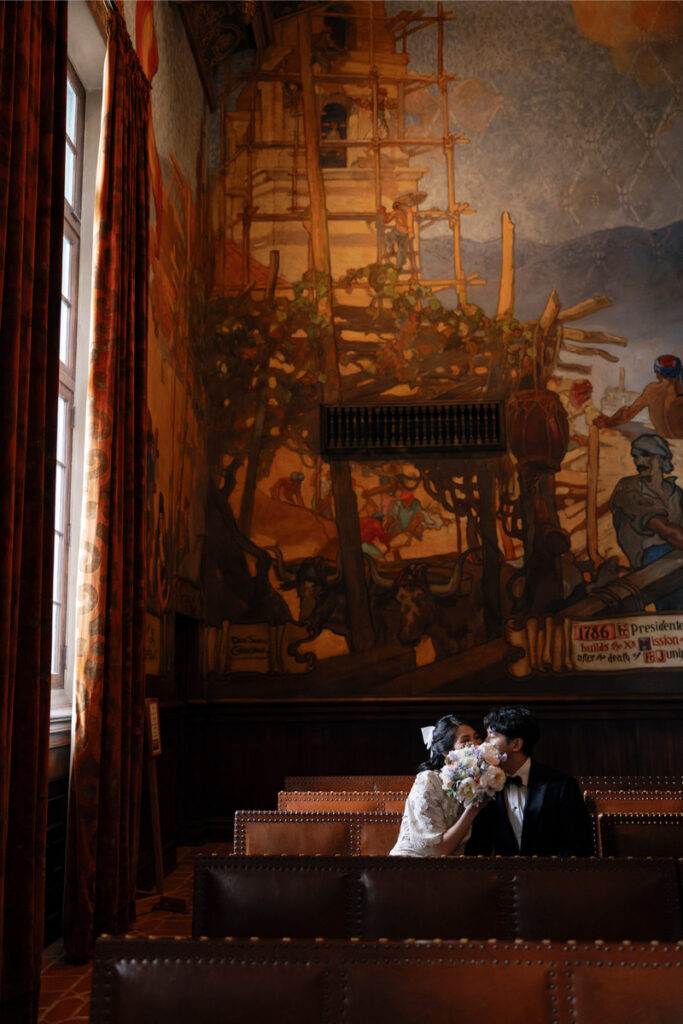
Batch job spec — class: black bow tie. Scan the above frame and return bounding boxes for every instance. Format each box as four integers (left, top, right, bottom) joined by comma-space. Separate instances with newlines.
506, 775, 523, 787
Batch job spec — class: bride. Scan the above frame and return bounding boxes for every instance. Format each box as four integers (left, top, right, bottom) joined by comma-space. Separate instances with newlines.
389, 714, 485, 857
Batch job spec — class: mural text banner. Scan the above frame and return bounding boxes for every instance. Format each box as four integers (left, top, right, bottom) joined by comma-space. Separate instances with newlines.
571, 616, 683, 672
505, 614, 683, 676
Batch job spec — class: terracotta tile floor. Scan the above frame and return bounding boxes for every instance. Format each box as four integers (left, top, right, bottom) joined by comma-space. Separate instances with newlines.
38, 843, 232, 1023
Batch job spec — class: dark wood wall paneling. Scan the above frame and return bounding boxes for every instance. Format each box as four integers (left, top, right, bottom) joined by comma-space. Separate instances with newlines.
139, 680, 683, 845
46, 724, 71, 945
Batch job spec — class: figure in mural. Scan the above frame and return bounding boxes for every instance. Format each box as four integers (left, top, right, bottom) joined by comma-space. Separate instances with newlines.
554, 378, 599, 449
270, 470, 305, 506
385, 490, 426, 547
358, 86, 395, 139
359, 511, 393, 559
311, 463, 334, 518
312, 24, 344, 71
321, 117, 345, 168
610, 433, 683, 611
380, 200, 414, 272
374, 87, 391, 138
596, 355, 683, 438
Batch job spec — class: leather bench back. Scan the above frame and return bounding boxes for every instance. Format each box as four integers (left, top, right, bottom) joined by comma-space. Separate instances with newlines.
233, 810, 403, 856
283, 774, 415, 791
282, 774, 683, 793
277, 790, 408, 814
597, 812, 683, 857
193, 854, 683, 942
577, 775, 683, 791
91, 935, 683, 1024
583, 790, 683, 814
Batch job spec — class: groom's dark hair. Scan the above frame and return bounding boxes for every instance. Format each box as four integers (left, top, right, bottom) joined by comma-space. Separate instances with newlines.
484, 705, 540, 755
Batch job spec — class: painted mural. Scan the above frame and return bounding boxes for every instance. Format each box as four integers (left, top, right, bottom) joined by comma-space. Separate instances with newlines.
176, 1, 683, 696
136, 0, 211, 676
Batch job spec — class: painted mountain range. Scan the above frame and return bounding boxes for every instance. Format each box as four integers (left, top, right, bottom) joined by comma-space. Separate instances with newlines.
421, 219, 683, 395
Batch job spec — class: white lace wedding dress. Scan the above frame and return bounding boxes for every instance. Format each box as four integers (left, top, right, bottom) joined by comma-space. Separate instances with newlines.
389, 769, 470, 857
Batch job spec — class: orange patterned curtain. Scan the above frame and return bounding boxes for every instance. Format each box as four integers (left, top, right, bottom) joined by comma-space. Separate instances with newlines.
63, 6, 149, 961
0, 3, 67, 1021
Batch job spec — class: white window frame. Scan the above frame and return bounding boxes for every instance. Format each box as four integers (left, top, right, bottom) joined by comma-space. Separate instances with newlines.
52, 62, 83, 692
51, 2, 105, 722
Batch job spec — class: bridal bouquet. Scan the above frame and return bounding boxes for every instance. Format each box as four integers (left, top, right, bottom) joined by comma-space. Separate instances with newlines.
440, 741, 507, 808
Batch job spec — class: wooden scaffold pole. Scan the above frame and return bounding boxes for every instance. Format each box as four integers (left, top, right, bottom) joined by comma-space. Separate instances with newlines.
496, 211, 515, 317
438, 2, 468, 306
369, 3, 383, 260
241, 82, 257, 286
297, 9, 375, 653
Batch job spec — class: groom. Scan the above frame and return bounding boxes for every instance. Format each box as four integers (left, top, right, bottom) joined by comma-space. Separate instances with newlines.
466, 705, 593, 856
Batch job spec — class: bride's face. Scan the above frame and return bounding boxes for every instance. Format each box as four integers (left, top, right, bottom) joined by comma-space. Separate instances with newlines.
451, 724, 480, 749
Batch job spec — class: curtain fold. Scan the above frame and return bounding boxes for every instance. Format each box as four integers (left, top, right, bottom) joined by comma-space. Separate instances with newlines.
63, 6, 149, 962
0, 3, 67, 1021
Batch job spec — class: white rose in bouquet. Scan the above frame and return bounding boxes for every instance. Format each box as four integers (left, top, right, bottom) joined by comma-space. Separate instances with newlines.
481, 742, 502, 766
456, 777, 477, 803
481, 765, 506, 792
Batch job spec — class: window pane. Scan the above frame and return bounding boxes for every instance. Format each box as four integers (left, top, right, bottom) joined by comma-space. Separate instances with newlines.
54, 465, 65, 533
51, 603, 62, 676
64, 145, 75, 207
66, 77, 77, 142
62, 235, 72, 297
57, 395, 68, 463
52, 532, 63, 601
60, 299, 71, 365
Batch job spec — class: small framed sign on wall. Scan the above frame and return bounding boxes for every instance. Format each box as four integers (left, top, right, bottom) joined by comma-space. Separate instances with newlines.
145, 697, 162, 757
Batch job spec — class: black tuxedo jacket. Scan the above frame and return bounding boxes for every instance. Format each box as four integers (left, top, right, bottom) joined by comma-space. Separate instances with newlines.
465, 761, 593, 857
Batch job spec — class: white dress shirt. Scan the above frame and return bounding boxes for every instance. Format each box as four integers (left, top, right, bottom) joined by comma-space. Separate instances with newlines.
504, 757, 531, 850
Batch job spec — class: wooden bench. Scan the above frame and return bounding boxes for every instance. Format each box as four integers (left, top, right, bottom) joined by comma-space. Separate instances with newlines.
284, 773, 683, 794
277, 790, 407, 813
597, 812, 683, 857
283, 774, 415, 791
192, 854, 683, 942
583, 790, 683, 815
233, 810, 403, 856
577, 775, 683, 791
90, 935, 683, 1024
278, 788, 683, 817
234, 809, 603, 858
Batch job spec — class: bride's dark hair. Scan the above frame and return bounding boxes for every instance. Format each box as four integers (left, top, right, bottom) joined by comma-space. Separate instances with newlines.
418, 714, 475, 772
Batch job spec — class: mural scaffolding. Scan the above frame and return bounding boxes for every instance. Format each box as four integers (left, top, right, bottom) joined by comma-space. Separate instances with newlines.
219, 1, 492, 307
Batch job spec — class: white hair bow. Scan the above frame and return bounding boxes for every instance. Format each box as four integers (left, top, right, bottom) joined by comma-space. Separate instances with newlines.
421, 725, 435, 750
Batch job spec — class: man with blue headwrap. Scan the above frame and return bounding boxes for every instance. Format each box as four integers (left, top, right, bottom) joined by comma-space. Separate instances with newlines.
610, 433, 683, 610
596, 355, 683, 438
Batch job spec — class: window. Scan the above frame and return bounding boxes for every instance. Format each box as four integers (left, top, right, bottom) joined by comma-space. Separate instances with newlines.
52, 63, 84, 688
321, 101, 347, 168
49, 3, 105, 716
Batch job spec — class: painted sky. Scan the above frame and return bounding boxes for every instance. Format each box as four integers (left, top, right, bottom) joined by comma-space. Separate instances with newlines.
386, 0, 683, 244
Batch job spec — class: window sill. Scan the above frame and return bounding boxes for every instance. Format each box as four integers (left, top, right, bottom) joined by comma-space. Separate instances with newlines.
50, 691, 72, 737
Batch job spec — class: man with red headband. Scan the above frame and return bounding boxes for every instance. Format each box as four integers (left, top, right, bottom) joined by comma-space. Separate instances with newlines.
596, 355, 683, 438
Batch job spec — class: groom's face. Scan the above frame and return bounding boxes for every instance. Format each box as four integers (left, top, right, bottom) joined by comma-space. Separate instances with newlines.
486, 728, 524, 770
